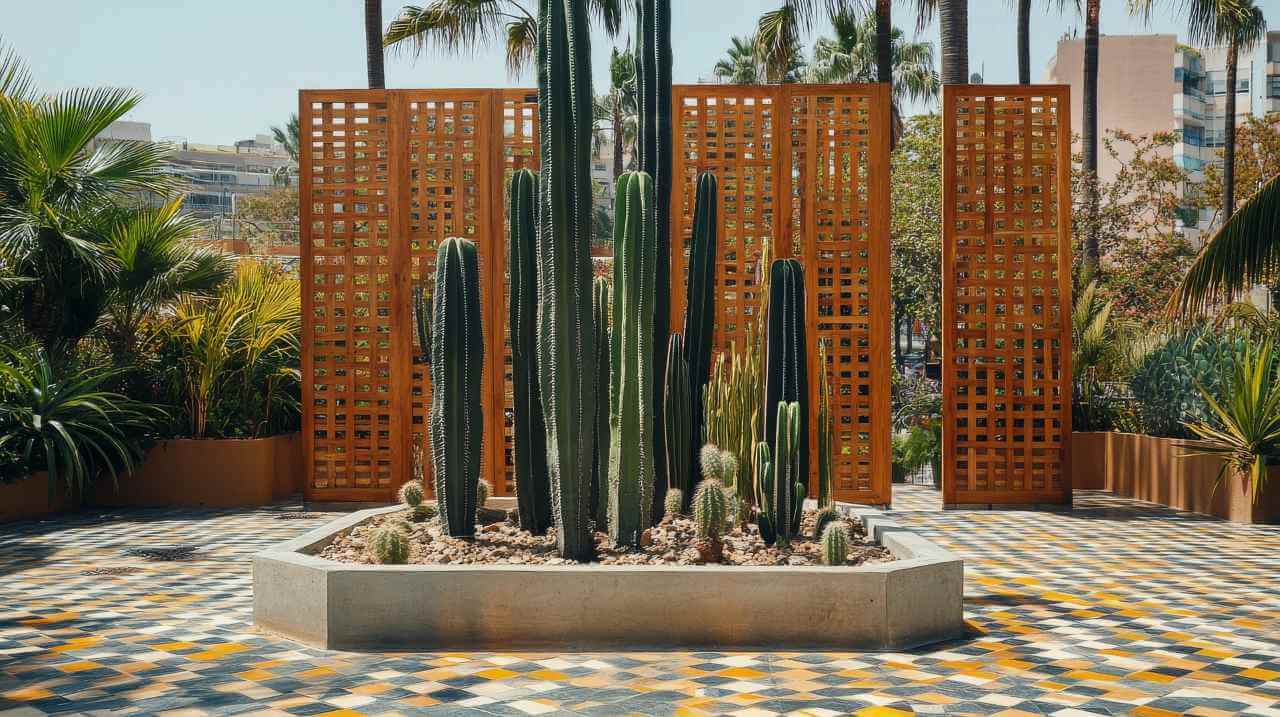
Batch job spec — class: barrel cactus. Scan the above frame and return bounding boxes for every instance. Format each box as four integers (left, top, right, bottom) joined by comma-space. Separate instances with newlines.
592, 277, 612, 529
426, 237, 483, 538
370, 526, 410, 565
508, 168, 553, 535
536, 0, 598, 561
398, 480, 424, 508
664, 333, 693, 512
608, 171, 658, 547
820, 521, 850, 566
692, 478, 728, 541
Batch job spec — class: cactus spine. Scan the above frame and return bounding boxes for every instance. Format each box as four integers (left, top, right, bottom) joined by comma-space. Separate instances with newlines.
764, 259, 808, 517
820, 521, 850, 566
663, 333, 692, 510
608, 171, 658, 547
370, 526, 410, 565
692, 478, 728, 541
637, 0, 673, 508
816, 340, 834, 509
509, 168, 552, 535
426, 237, 483, 538
536, 0, 597, 561
663, 487, 684, 518
683, 172, 718, 482
592, 277, 612, 529
398, 480, 424, 509
771, 401, 802, 547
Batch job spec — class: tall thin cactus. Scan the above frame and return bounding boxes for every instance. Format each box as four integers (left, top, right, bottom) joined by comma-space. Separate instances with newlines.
509, 169, 552, 534
637, 0, 673, 510
763, 259, 808, 494
426, 237, 483, 538
772, 401, 802, 548
592, 277, 612, 528
683, 172, 717, 484
664, 333, 692, 509
536, 0, 596, 561
608, 171, 658, 546
753, 440, 776, 545
816, 340, 834, 509
703, 329, 760, 507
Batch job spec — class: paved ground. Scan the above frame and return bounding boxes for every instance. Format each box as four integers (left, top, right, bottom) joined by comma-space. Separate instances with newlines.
1, 486, 1278, 716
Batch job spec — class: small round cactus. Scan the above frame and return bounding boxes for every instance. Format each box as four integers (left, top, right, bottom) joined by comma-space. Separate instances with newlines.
477, 479, 491, 506
693, 479, 729, 541
411, 503, 438, 522
820, 522, 850, 566
370, 525, 410, 565
398, 480, 425, 508
812, 505, 841, 540
699, 444, 723, 480
663, 488, 684, 518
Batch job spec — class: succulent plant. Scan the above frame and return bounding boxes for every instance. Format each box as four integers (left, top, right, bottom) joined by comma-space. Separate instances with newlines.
703, 328, 761, 506
398, 480, 424, 508
816, 340, 834, 508
664, 333, 693, 512
753, 441, 776, 545
663, 487, 684, 518
771, 401, 803, 547
764, 260, 808, 501
411, 504, 437, 523
477, 479, 491, 507
424, 237, 483, 538
592, 277, 612, 528
370, 526, 410, 565
537, 0, 599, 561
699, 443, 724, 481
508, 168, 553, 536
683, 172, 718, 478
1130, 329, 1243, 439
812, 505, 841, 541
692, 478, 728, 541
820, 521, 850, 566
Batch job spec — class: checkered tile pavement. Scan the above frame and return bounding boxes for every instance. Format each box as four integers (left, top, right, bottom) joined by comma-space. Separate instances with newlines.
1, 487, 1277, 716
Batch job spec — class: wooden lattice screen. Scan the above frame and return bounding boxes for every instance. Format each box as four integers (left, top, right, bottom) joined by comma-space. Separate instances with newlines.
671, 84, 892, 506
941, 85, 1073, 506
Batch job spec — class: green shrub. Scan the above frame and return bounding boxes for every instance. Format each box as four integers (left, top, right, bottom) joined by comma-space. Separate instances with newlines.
1130, 329, 1243, 438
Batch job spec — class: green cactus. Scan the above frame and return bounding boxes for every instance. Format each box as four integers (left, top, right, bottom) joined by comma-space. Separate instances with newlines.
753, 441, 776, 545
692, 478, 728, 541
536, 0, 597, 561
413, 284, 432, 365
637, 0, 673, 509
426, 237, 483, 538
664, 333, 693, 511
812, 504, 840, 541
411, 503, 437, 523
508, 168, 553, 535
771, 401, 802, 547
699, 443, 723, 481
764, 259, 808, 534
370, 526, 410, 565
820, 521, 850, 566
592, 277, 612, 529
816, 341, 834, 508
703, 329, 761, 507
684, 172, 718, 475
398, 480, 424, 508
477, 479, 491, 506
608, 171, 658, 547
663, 487, 684, 518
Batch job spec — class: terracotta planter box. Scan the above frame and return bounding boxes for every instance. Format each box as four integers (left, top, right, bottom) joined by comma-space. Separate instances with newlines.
96, 433, 302, 509
0, 473, 74, 523
1072, 431, 1280, 524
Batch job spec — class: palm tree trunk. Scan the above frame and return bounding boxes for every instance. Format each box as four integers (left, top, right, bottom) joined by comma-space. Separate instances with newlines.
1017, 0, 1031, 84
1082, 0, 1101, 277
365, 0, 385, 90
612, 102, 625, 178
1223, 37, 1239, 220
876, 0, 892, 84
939, 0, 969, 84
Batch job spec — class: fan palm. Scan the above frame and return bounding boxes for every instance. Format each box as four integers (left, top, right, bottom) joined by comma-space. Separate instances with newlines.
270, 113, 300, 162
384, 0, 623, 76
714, 36, 767, 85
593, 47, 637, 178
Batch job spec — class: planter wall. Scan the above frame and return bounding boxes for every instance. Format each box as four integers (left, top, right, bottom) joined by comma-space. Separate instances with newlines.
1072, 431, 1280, 524
0, 473, 73, 523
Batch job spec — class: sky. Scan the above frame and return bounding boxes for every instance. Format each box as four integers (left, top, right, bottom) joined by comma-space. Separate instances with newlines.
5, 1, 1273, 146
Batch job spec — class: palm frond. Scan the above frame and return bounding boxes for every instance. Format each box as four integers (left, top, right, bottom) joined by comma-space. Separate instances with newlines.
0, 39, 33, 101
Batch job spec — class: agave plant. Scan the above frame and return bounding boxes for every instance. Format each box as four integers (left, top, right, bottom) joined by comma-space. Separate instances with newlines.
1183, 339, 1280, 502
0, 344, 163, 496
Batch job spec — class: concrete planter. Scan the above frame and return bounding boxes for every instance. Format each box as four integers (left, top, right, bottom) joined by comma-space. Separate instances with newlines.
1072, 431, 1280, 524
254, 505, 964, 652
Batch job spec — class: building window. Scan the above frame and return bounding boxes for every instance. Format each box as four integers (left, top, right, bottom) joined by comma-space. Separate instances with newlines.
1269, 38, 1280, 63
1269, 75, 1280, 99
1182, 125, 1204, 147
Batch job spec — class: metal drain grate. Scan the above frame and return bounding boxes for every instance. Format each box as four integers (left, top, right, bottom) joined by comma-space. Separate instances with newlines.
83, 566, 144, 576
274, 512, 321, 520
123, 545, 201, 561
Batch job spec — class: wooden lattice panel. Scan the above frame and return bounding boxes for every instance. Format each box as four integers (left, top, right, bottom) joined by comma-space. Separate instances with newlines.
787, 86, 891, 505
671, 85, 892, 506
942, 85, 1073, 506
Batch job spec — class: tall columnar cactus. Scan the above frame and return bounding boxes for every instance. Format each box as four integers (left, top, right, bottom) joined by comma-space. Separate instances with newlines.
608, 171, 658, 546
591, 277, 612, 529
692, 478, 728, 541
509, 169, 552, 535
663, 333, 692, 510
413, 284, 432, 366
771, 401, 802, 547
753, 441, 776, 545
816, 340, 834, 509
703, 329, 760, 507
683, 172, 718, 477
536, 0, 597, 561
426, 237, 483, 538
637, 0, 672, 506
764, 259, 809, 498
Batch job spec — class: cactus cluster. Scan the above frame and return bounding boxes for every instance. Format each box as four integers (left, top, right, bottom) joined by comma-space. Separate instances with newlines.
703, 330, 760, 503
816, 341, 834, 508
692, 478, 728, 541
820, 521, 850, 566
764, 259, 809, 489
663, 333, 693, 511
608, 171, 658, 547
424, 237, 483, 538
699, 443, 737, 483
592, 277, 612, 528
509, 168, 553, 535
370, 525, 410, 565
536, 0, 598, 561
757, 401, 802, 547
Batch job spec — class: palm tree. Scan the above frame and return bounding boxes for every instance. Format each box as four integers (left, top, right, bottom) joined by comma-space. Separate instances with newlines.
271, 113, 300, 162
937, 0, 968, 84
384, 0, 623, 76
1082, 0, 1101, 277
806, 12, 939, 142
714, 36, 766, 84
366, 0, 386, 89
1016, 0, 1032, 83
754, 0, 863, 84
876, 0, 892, 83
593, 47, 637, 178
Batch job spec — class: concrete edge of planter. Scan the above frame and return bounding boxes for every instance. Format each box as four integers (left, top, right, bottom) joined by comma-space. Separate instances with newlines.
254, 503, 965, 652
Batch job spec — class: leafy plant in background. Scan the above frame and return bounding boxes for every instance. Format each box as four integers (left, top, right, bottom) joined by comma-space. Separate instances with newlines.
0, 344, 163, 495
1130, 328, 1244, 439
1183, 339, 1280, 502
1072, 280, 1129, 432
